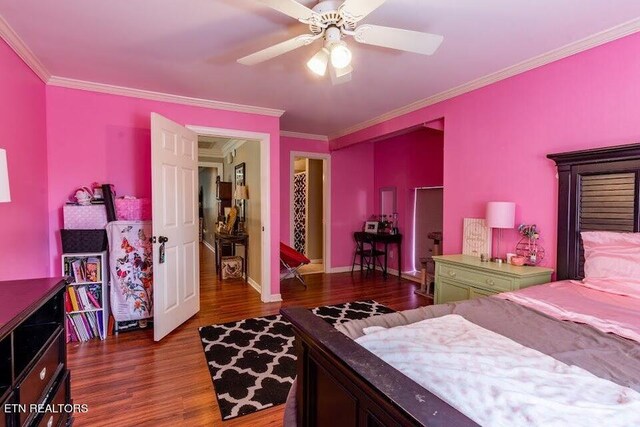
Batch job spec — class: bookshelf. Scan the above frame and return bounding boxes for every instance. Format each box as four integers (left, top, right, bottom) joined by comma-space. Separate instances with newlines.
61, 251, 109, 341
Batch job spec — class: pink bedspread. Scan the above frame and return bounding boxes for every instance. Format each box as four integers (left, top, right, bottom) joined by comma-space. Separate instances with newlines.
498, 279, 640, 344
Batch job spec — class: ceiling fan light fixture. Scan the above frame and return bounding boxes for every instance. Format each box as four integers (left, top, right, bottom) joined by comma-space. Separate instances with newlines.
330, 42, 352, 69
307, 48, 330, 76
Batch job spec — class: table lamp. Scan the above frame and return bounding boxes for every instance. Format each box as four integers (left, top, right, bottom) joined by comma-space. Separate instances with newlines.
234, 185, 249, 232
0, 149, 11, 203
486, 201, 515, 263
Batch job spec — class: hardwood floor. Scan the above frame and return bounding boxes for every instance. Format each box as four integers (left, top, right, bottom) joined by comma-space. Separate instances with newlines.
68, 246, 432, 426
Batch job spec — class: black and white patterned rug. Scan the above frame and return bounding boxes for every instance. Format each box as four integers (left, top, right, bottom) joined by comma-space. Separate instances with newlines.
198, 300, 394, 420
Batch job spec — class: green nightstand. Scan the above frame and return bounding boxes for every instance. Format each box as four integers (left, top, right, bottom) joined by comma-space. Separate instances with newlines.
433, 255, 553, 304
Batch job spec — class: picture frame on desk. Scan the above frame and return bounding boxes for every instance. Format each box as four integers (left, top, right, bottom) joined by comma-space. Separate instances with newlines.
364, 221, 379, 234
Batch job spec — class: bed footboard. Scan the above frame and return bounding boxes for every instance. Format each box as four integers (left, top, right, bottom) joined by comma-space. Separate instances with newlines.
281, 307, 477, 427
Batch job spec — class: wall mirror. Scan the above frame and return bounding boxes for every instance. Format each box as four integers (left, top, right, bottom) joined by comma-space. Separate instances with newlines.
380, 187, 397, 217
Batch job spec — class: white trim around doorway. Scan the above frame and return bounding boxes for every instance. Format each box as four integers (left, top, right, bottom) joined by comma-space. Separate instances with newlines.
188, 125, 274, 303
289, 151, 332, 273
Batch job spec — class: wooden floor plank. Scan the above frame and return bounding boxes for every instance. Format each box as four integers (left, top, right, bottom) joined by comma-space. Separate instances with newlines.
68, 246, 431, 426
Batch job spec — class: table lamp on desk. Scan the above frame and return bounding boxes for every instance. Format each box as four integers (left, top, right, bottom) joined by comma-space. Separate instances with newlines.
486, 201, 515, 263
234, 185, 249, 233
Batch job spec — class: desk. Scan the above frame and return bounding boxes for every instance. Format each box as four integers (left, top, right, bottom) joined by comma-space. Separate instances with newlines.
354, 232, 403, 278
214, 232, 248, 281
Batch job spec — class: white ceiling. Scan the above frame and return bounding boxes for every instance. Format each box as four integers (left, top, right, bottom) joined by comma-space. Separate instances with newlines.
2, 1, 640, 136
198, 135, 231, 151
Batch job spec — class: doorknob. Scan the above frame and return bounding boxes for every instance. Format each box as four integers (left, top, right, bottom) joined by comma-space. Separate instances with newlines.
158, 236, 169, 243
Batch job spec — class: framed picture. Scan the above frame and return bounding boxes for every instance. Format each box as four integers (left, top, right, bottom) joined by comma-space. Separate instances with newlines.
364, 221, 379, 234
462, 218, 492, 257
235, 162, 246, 187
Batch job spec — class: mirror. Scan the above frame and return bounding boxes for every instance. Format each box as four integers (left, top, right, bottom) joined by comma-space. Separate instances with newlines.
380, 187, 397, 217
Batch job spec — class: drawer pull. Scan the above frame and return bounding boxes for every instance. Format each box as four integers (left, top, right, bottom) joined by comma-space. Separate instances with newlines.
47, 415, 54, 427
448, 271, 456, 277
39, 367, 47, 381
486, 279, 495, 286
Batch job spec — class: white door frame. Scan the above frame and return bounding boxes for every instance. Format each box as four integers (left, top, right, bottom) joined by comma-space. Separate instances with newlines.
188, 125, 272, 303
289, 151, 331, 272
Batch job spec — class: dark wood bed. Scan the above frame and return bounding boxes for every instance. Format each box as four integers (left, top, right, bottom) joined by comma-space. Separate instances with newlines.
280, 143, 640, 427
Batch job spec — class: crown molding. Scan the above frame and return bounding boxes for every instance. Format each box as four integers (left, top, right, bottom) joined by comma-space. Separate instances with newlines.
222, 139, 246, 158
330, 17, 640, 140
198, 148, 224, 158
280, 131, 329, 142
0, 14, 51, 82
47, 76, 286, 117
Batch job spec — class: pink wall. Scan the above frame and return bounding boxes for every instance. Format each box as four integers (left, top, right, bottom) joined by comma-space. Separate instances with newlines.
279, 136, 329, 246
0, 39, 49, 281
331, 32, 640, 271
330, 141, 375, 269
373, 128, 444, 272
45, 86, 282, 295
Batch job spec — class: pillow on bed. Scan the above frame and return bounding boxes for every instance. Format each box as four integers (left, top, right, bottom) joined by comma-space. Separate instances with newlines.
582, 231, 640, 278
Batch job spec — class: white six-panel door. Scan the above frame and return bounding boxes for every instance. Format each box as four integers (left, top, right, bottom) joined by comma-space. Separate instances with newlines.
151, 113, 200, 341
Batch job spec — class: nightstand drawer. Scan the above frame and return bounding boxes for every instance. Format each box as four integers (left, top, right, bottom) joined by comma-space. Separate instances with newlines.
438, 264, 513, 292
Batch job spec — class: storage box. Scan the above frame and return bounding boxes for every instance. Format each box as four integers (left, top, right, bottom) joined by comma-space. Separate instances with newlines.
115, 197, 151, 221
221, 256, 243, 280
61, 229, 108, 253
63, 204, 108, 229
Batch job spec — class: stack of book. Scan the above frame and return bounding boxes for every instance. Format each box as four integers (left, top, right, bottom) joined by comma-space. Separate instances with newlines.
63, 257, 101, 283
65, 285, 105, 341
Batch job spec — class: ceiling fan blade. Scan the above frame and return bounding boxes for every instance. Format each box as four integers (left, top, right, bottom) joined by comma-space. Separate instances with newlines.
254, 0, 317, 22
354, 25, 443, 55
339, 0, 387, 22
238, 34, 320, 65
330, 65, 352, 85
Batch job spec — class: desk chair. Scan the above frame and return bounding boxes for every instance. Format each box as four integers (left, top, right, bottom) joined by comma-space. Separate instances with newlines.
351, 232, 386, 274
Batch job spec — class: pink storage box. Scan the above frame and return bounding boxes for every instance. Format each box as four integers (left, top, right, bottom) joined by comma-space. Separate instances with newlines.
63, 205, 108, 229
115, 197, 151, 220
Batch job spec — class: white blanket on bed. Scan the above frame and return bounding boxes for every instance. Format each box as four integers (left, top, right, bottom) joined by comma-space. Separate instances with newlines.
355, 314, 640, 427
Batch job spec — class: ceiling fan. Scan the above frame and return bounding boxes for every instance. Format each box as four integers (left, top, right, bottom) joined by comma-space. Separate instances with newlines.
238, 0, 444, 85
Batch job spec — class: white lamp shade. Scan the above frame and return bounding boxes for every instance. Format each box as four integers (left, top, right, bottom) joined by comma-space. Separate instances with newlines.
0, 149, 10, 203
234, 185, 249, 200
486, 202, 515, 229
306, 48, 330, 76
330, 42, 352, 69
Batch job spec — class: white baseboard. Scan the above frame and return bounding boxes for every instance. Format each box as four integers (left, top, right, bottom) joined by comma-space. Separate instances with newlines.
202, 240, 215, 253
373, 266, 422, 283
269, 294, 283, 302
247, 277, 261, 295
329, 266, 352, 273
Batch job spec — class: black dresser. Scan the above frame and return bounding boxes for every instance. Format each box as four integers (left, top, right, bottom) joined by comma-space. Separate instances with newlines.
0, 278, 71, 427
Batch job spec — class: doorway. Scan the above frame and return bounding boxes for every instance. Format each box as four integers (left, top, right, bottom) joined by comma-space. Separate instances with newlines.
413, 187, 444, 270
189, 125, 273, 304
289, 152, 331, 275
197, 135, 264, 293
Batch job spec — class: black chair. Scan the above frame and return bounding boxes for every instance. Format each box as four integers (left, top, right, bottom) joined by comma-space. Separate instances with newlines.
351, 232, 386, 274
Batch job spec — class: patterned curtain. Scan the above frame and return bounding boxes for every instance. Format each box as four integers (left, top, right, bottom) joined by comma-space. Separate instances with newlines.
293, 172, 307, 254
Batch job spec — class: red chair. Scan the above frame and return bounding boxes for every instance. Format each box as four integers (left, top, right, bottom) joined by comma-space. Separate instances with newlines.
280, 242, 311, 288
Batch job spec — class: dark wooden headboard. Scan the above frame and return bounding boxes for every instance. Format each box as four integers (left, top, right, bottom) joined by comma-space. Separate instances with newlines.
548, 143, 640, 280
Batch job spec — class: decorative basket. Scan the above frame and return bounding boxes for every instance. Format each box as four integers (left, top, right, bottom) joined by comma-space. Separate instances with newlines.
61, 229, 108, 253
63, 204, 108, 229
221, 256, 243, 279
115, 197, 151, 221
